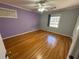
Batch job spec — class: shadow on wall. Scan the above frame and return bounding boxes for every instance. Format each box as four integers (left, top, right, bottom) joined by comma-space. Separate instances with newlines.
75, 35, 79, 59
76, 52, 79, 59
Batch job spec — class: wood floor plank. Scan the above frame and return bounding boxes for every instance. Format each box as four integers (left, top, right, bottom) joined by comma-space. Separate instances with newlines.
3, 30, 72, 59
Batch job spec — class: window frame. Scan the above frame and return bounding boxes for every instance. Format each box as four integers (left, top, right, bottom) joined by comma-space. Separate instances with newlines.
48, 14, 60, 28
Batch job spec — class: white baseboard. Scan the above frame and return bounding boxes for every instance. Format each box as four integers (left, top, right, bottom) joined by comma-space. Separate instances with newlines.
41, 29, 72, 38
3, 29, 72, 40
3, 29, 39, 40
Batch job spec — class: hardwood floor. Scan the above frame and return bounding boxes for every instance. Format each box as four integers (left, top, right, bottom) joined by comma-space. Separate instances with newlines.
3, 30, 72, 59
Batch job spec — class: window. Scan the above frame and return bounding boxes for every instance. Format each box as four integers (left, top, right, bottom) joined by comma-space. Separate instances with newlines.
0, 7, 17, 18
48, 15, 60, 28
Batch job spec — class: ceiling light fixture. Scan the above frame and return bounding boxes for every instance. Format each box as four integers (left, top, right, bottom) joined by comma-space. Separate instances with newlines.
38, 7, 45, 12
38, 3, 46, 13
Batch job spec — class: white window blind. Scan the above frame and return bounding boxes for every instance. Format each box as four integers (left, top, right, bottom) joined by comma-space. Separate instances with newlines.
0, 7, 17, 18
49, 16, 60, 28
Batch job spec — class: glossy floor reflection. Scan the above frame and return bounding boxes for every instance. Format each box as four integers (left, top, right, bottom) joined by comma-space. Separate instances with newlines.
37, 54, 42, 59
4, 30, 72, 59
47, 35, 57, 47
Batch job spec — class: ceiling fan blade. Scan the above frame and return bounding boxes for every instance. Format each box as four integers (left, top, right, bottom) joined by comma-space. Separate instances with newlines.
45, 1, 55, 5
27, 0, 41, 3
25, 4, 37, 6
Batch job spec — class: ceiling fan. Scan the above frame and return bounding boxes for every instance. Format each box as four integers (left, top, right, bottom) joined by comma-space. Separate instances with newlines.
37, 0, 49, 12
26, 0, 56, 13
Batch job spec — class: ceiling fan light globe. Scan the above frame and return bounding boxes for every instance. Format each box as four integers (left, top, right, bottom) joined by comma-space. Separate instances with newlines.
38, 7, 45, 12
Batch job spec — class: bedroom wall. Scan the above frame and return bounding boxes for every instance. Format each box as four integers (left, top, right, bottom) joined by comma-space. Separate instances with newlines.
0, 3, 40, 38
67, 14, 79, 59
40, 9, 78, 37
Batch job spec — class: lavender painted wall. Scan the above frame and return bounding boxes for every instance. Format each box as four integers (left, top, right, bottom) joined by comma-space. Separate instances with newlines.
0, 3, 40, 38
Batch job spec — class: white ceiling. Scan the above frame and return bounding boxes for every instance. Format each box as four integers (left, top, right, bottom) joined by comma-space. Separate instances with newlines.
0, 0, 79, 12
